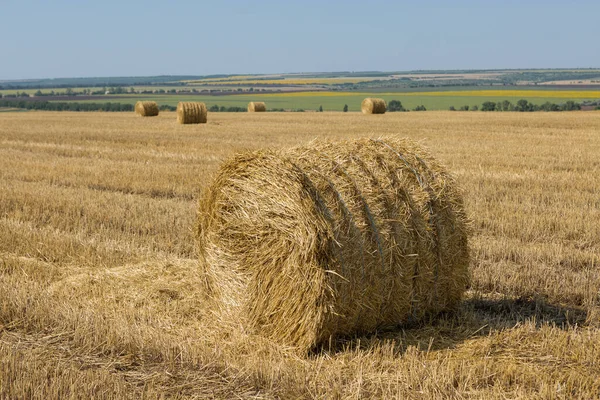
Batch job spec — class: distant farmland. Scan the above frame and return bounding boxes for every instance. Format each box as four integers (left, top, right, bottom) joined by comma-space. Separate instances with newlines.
3, 69, 600, 112
60, 89, 600, 111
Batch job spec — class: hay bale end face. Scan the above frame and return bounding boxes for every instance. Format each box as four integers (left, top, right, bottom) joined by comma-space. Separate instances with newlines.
135, 101, 159, 117
198, 136, 470, 353
361, 98, 387, 114
177, 102, 207, 124
248, 101, 267, 112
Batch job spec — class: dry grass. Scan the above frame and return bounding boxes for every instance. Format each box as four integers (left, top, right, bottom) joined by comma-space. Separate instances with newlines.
1, 111, 599, 399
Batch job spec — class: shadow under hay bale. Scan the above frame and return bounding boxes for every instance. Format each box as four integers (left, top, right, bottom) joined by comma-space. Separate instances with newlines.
197, 136, 470, 353
135, 101, 159, 117
177, 102, 207, 124
361, 98, 387, 114
248, 102, 266, 112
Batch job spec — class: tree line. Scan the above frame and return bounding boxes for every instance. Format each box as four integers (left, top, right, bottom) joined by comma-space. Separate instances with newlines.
450, 99, 587, 112
208, 105, 246, 112
0, 99, 135, 112
2, 98, 597, 113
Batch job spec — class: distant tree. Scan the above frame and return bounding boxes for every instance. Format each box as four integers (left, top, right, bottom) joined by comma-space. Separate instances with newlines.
515, 99, 533, 112
65, 88, 74, 96
459, 105, 469, 111
220, 106, 227, 112
159, 105, 177, 111
129, 87, 135, 93
413, 105, 426, 111
388, 99, 406, 112
561, 100, 581, 111
501, 100, 513, 111
226, 106, 246, 112
481, 101, 496, 111
516, 99, 528, 111
319, 105, 323, 112
343, 104, 348, 112
209, 104, 219, 112
496, 101, 503, 111
34, 90, 43, 97
471, 105, 478, 111
448, 105, 456, 111
539, 102, 552, 112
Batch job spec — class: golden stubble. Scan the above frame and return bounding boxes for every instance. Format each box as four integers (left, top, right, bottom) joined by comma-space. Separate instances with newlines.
0, 111, 599, 398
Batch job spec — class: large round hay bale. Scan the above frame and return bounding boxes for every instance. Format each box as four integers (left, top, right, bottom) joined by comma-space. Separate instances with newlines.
177, 102, 207, 124
361, 98, 387, 114
198, 137, 470, 353
135, 101, 159, 117
248, 101, 266, 112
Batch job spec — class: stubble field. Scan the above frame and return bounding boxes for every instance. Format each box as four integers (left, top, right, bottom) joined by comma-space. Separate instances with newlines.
0, 111, 599, 399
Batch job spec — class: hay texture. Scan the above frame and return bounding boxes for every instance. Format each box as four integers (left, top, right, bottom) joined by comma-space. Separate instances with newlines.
135, 101, 159, 117
248, 101, 266, 112
177, 102, 207, 124
198, 136, 470, 353
361, 98, 387, 114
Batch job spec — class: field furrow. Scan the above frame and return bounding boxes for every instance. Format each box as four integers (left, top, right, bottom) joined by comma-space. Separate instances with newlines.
1, 111, 599, 398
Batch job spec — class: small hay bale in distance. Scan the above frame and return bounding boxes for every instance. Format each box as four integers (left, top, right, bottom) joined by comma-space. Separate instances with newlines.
198, 136, 470, 353
177, 102, 207, 124
248, 101, 267, 112
135, 101, 159, 117
361, 98, 387, 114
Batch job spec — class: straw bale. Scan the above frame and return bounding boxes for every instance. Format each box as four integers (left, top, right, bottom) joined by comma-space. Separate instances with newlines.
197, 136, 470, 352
135, 101, 159, 117
248, 102, 267, 112
177, 102, 207, 124
361, 98, 387, 114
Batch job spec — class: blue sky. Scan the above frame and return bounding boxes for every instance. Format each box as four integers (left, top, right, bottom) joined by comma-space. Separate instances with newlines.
1, 0, 599, 79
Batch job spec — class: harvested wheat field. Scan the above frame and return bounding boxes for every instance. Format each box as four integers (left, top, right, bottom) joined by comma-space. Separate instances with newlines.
0, 111, 599, 399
